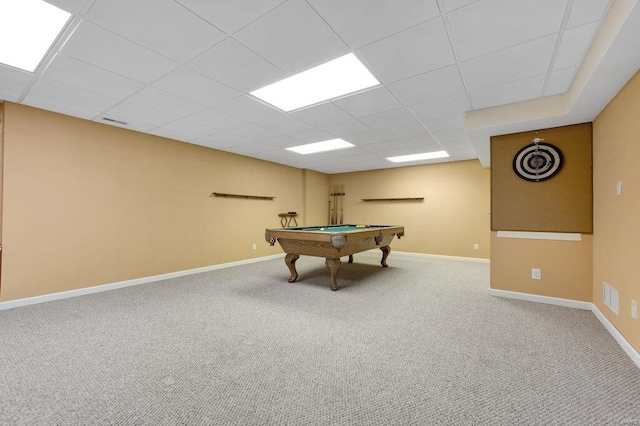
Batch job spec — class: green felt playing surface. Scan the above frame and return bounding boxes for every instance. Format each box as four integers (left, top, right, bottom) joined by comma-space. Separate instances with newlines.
277, 225, 388, 232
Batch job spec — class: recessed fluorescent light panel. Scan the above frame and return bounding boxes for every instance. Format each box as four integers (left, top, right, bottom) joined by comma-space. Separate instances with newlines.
0, 0, 71, 72
386, 151, 450, 163
287, 139, 355, 154
250, 53, 380, 112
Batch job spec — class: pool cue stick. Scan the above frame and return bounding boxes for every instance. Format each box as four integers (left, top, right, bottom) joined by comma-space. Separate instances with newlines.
340, 184, 344, 225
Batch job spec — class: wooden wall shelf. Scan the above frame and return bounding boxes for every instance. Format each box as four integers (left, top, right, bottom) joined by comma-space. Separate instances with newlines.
212, 192, 275, 200
361, 197, 424, 202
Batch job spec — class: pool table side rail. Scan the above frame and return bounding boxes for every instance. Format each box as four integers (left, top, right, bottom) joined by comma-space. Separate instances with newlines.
265, 225, 404, 259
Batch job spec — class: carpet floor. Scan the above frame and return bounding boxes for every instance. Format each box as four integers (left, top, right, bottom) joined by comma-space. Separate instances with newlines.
0, 252, 638, 425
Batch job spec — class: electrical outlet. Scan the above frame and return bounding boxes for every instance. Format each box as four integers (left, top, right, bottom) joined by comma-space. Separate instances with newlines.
616, 180, 622, 196
252, 243, 257, 250
632, 299, 638, 319
474, 243, 479, 250
532, 268, 541, 280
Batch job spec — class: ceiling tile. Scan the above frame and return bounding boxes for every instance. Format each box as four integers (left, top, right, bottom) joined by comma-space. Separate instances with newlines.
29, 78, 119, 112
188, 38, 285, 92
234, 0, 348, 73
358, 17, 455, 83
332, 86, 402, 117
544, 67, 577, 96
86, 0, 225, 63
434, 129, 468, 142
60, 21, 177, 83
308, 0, 440, 49
448, 0, 568, 61
440, 0, 478, 12
360, 141, 399, 153
343, 131, 388, 146
102, 102, 178, 127
566, 0, 611, 28
153, 67, 239, 107
43, 54, 144, 99
553, 22, 599, 71
394, 135, 439, 148
388, 64, 466, 106
227, 123, 279, 140
422, 114, 465, 133
182, 108, 247, 130
223, 141, 274, 155
0, 87, 23, 102
194, 132, 253, 148
22, 95, 99, 120
93, 117, 156, 133
174, 0, 286, 34
260, 135, 301, 149
405, 145, 450, 156
359, 108, 418, 131
462, 34, 557, 90
288, 127, 335, 143
45, 0, 90, 13
0, 64, 33, 92
126, 87, 204, 117
258, 114, 313, 134
320, 118, 373, 137
148, 127, 193, 142
409, 93, 471, 122
291, 102, 354, 126
470, 74, 546, 109
380, 123, 430, 140
159, 118, 219, 139
214, 95, 281, 122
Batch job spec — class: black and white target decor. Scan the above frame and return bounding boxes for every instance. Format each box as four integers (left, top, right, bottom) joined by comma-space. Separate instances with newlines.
512, 138, 563, 182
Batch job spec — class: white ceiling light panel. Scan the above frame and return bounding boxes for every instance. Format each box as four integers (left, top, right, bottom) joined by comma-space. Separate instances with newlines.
0, 0, 71, 72
250, 53, 380, 112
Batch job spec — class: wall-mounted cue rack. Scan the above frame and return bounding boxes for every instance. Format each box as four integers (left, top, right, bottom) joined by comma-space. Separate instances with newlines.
211, 192, 275, 200
361, 197, 424, 202
329, 184, 345, 224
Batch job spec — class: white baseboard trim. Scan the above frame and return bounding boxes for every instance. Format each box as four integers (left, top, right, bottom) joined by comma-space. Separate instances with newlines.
397, 251, 490, 264
0, 254, 283, 312
591, 304, 640, 369
489, 288, 640, 369
488, 289, 592, 310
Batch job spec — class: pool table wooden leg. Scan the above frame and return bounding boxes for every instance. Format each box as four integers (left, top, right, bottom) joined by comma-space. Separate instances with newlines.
285, 253, 300, 283
380, 245, 390, 267
325, 258, 341, 291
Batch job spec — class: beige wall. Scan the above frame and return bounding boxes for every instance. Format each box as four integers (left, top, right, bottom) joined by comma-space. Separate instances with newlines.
490, 233, 593, 301
302, 169, 330, 226
0, 103, 302, 301
593, 70, 640, 352
330, 160, 491, 259
0, 104, 491, 302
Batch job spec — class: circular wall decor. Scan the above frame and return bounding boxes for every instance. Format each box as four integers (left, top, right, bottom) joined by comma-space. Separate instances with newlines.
512, 141, 563, 182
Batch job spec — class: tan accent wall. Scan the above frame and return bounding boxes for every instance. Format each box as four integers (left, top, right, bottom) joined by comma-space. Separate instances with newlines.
593, 70, 640, 352
491, 123, 593, 233
329, 160, 491, 259
0, 103, 303, 301
489, 123, 594, 303
490, 232, 593, 301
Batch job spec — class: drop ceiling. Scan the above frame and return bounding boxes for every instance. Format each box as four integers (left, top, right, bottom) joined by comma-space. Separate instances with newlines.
1, 0, 640, 174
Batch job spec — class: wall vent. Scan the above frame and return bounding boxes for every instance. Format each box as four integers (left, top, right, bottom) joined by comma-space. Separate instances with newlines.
102, 117, 128, 125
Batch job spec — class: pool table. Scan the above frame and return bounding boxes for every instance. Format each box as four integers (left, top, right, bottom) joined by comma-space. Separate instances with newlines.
265, 224, 405, 291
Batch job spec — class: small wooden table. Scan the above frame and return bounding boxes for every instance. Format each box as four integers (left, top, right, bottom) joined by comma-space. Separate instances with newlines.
278, 213, 298, 227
